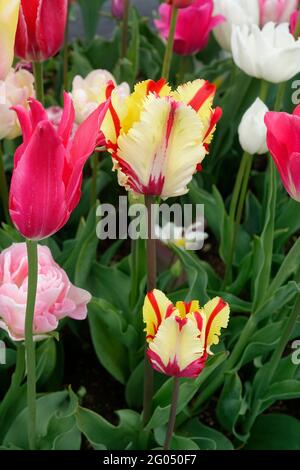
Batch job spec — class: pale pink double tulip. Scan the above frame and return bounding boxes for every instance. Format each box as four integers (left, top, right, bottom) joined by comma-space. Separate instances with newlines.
265, 106, 300, 201
155, 0, 224, 56
9, 93, 109, 240
15, 0, 68, 61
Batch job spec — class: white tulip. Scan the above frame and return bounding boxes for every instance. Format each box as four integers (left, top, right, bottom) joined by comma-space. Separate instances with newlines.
213, 0, 260, 52
238, 98, 269, 155
71, 69, 130, 124
231, 22, 300, 83
155, 221, 208, 251
0, 68, 35, 140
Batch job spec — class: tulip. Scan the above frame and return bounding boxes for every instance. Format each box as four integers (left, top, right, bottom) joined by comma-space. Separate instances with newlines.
238, 98, 269, 155
155, 0, 224, 56
265, 106, 300, 201
0, 243, 91, 341
143, 289, 230, 378
111, 0, 125, 19
231, 22, 300, 83
15, 0, 68, 61
0, 68, 35, 140
71, 69, 130, 124
0, 0, 20, 80
259, 0, 298, 26
9, 93, 109, 240
155, 220, 208, 250
101, 79, 222, 199
213, 0, 259, 52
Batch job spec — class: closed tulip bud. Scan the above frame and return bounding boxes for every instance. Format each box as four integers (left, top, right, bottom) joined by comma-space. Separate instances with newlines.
265, 106, 300, 202
9, 93, 109, 240
111, 0, 125, 19
232, 22, 300, 83
238, 98, 269, 155
0, 243, 91, 341
0, 67, 35, 140
155, 0, 224, 56
0, 0, 20, 80
259, 0, 298, 26
102, 78, 222, 199
15, 0, 68, 61
213, 0, 259, 52
143, 290, 230, 378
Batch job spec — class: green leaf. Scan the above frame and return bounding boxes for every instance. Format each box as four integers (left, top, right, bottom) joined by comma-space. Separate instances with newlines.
78, 0, 105, 43
179, 418, 234, 450
269, 237, 300, 295
36, 338, 57, 388
216, 372, 243, 434
246, 414, 300, 450
259, 380, 300, 413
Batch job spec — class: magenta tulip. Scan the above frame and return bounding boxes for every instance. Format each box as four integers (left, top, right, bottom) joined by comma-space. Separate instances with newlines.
155, 0, 224, 56
9, 93, 109, 240
15, 0, 68, 61
111, 0, 125, 19
265, 105, 300, 202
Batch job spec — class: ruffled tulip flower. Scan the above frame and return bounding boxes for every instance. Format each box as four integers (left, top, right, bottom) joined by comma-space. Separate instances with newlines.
238, 98, 269, 155
0, 243, 91, 341
143, 289, 230, 378
0, 0, 20, 80
0, 68, 35, 140
71, 69, 130, 124
9, 93, 109, 240
259, 0, 298, 26
111, 0, 125, 19
231, 22, 300, 83
102, 78, 222, 199
213, 0, 259, 52
155, 0, 224, 56
265, 105, 300, 201
14, 0, 68, 61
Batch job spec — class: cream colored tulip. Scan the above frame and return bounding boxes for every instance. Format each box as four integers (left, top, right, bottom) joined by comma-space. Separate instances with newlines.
0, 0, 20, 80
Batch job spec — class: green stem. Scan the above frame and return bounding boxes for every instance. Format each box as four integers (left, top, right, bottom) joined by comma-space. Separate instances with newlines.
63, 2, 70, 92
143, 195, 157, 426
293, 9, 300, 38
121, 0, 130, 58
260, 79, 269, 102
177, 55, 187, 85
90, 153, 98, 208
161, 5, 178, 81
274, 82, 286, 112
0, 141, 11, 225
223, 152, 250, 288
25, 240, 38, 450
164, 377, 180, 450
33, 62, 44, 104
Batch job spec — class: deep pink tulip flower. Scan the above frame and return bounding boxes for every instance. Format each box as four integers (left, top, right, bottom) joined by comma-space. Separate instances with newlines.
15, 0, 68, 61
155, 0, 224, 56
9, 93, 109, 240
265, 105, 300, 202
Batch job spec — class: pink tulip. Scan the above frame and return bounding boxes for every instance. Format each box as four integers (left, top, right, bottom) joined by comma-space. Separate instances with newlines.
259, 0, 298, 26
9, 93, 109, 240
14, 0, 68, 61
0, 243, 91, 341
290, 10, 300, 35
265, 106, 300, 201
111, 0, 125, 19
155, 0, 224, 56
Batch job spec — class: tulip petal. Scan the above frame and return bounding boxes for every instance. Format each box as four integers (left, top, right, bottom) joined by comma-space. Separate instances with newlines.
58, 91, 75, 147
0, 0, 20, 80
36, 0, 68, 60
201, 297, 230, 353
9, 121, 68, 239
143, 289, 174, 342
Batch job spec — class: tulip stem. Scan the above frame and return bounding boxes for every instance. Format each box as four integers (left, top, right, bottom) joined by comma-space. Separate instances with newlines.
90, 153, 99, 207
33, 62, 44, 104
25, 239, 38, 450
0, 142, 11, 225
121, 0, 130, 58
143, 195, 157, 426
223, 151, 252, 288
260, 79, 269, 102
164, 377, 180, 450
161, 5, 178, 81
274, 82, 286, 112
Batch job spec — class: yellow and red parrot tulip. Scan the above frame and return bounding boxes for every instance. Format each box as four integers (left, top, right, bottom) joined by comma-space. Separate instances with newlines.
143, 290, 230, 378
101, 78, 221, 199
0, 0, 20, 80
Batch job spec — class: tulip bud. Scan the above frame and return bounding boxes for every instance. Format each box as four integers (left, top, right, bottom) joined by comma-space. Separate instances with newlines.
165, 0, 195, 7
238, 98, 269, 155
15, 0, 68, 62
0, 0, 20, 80
111, 0, 125, 19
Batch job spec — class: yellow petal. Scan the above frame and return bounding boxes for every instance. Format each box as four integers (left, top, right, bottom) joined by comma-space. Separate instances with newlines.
0, 0, 20, 80
176, 300, 200, 318
143, 289, 174, 342
201, 297, 230, 353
